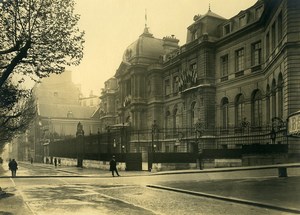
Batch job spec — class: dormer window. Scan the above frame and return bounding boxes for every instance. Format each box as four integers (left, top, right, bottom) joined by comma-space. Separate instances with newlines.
192, 30, 198, 41
223, 23, 231, 35
239, 15, 247, 27
255, 6, 263, 19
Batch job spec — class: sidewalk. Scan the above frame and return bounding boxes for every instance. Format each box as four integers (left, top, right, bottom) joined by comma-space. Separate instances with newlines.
1, 161, 300, 178
0, 161, 152, 178
1, 162, 300, 213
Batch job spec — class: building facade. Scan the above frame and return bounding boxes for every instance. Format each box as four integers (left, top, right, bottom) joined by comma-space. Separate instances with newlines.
28, 71, 101, 162
99, 0, 300, 158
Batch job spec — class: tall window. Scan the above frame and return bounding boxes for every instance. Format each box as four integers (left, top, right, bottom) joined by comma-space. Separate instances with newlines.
236, 48, 244, 72
165, 110, 171, 130
221, 55, 228, 76
235, 94, 244, 127
266, 85, 271, 124
278, 12, 283, 43
165, 79, 170, 95
252, 90, 262, 127
191, 102, 196, 128
278, 73, 283, 118
252, 41, 262, 66
173, 76, 179, 93
221, 98, 229, 129
173, 107, 178, 132
266, 32, 270, 57
271, 79, 277, 118
271, 23, 276, 51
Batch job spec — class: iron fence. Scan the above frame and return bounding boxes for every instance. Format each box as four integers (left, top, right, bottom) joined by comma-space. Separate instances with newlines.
49, 125, 291, 158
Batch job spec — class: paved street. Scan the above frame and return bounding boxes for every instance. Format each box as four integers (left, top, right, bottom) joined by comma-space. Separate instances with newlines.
0, 162, 300, 214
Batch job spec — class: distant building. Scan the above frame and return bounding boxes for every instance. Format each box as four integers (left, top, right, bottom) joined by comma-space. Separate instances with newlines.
29, 71, 101, 162
99, 0, 300, 160
80, 90, 100, 108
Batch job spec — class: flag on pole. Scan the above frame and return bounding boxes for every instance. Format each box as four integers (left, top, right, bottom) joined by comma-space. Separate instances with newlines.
145, 9, 147, 27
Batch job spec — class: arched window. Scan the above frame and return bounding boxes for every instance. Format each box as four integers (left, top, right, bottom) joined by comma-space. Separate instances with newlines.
235, 94, 244, 127
277, 73, 283, 118
251, 90, 262, 127
271, 79, 277, 118
191, 102, 196, 128
266, 85, 271, 124
221, 97, 229, 129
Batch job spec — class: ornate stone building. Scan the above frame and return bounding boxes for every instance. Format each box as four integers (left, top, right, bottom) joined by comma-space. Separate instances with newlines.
99, 0, 300, 155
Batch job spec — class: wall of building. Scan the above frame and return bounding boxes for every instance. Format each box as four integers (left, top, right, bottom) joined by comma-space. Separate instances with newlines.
98, 0, 299, 157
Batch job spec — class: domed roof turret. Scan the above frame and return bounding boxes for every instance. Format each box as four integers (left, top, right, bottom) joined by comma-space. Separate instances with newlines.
122, 27, 165, 64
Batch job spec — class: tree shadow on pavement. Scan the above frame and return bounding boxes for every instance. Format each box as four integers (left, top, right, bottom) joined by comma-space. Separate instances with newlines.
0, 193, 14, 199
0, 211, 14, 215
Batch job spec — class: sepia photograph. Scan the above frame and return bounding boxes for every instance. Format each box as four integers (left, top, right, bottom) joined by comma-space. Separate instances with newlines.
0, 0, 300, 214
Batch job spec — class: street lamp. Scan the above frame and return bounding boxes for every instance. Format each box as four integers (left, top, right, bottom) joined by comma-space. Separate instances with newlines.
113, 139, 116, 153
270, 117, 284, 144
151, 120, 158, 170
195, 119, 204, 170
76, 122, 84, 167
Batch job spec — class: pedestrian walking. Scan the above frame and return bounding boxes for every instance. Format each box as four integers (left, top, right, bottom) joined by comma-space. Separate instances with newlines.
109, 155, 120, 177
54, 158, 57, 167
58, 158, 61, 166
8, 159, 18, 178
30, 157, 33, 164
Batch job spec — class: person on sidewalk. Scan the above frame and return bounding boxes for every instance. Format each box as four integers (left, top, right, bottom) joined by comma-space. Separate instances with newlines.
54, 158, 57, 167
109, 155, 120, 177
8, 159, 18, 178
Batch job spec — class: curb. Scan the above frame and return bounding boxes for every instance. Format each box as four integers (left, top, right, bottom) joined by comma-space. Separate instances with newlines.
151, 164, 300, 176
0, 175, 84, 178
146, 184, 300, 214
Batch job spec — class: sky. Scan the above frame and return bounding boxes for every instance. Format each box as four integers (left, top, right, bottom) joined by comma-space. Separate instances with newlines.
68, 0, 258, 96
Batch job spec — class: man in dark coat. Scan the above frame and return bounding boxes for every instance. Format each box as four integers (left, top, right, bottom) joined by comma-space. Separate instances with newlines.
8, 159, 18, 177
109, 156, 120, 177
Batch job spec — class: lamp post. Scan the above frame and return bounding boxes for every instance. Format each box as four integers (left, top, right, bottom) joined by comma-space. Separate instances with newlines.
151, 120, 158, 171
106, 126, 110, 154
241, 117, 250, 145
270, 117, 284, 144
97, 128, 100, 161
195, 119, 204, 170
76, 122, 84, 167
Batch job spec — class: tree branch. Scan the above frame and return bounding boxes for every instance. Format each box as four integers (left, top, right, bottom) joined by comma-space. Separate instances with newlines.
0, 41, 21, 54
0, 40, 31, 88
